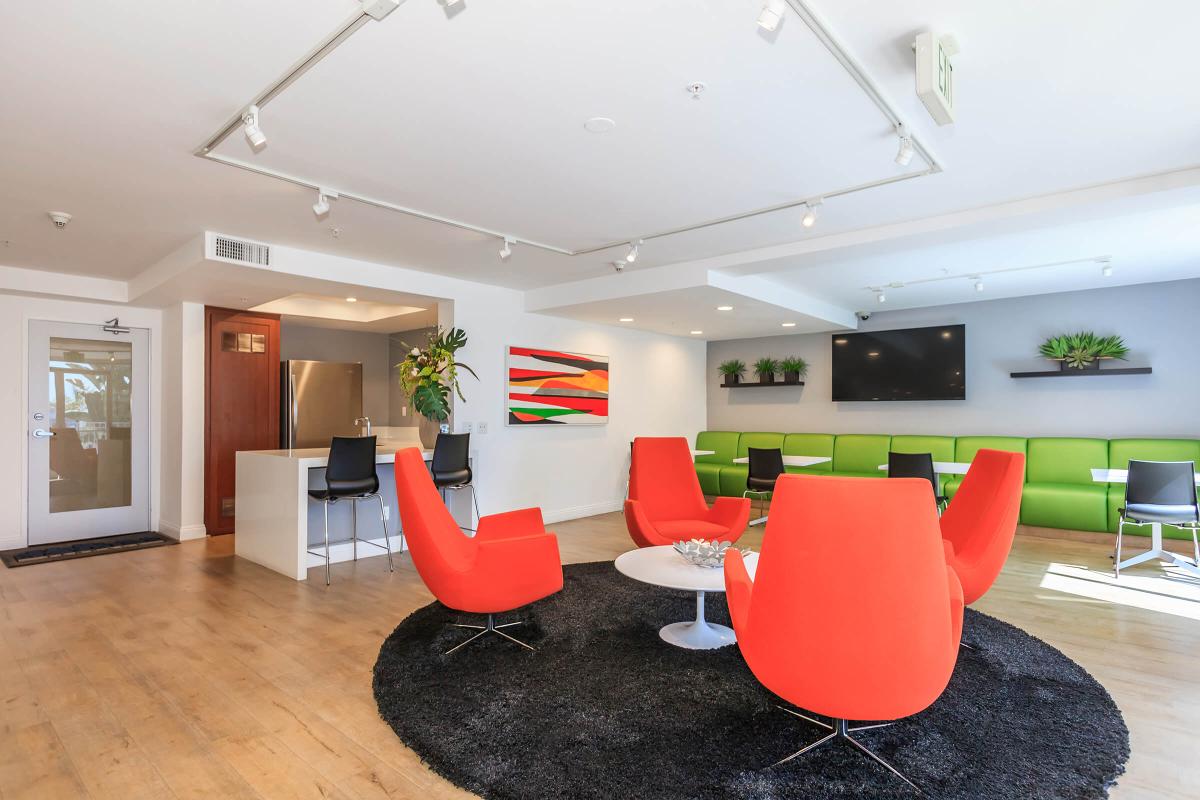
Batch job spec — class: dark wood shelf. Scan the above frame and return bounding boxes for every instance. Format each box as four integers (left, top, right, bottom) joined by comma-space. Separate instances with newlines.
721, 379, 806, 389
1010, 367, 1152, 379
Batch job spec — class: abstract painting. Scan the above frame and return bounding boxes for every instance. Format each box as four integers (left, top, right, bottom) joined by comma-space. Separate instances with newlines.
506, 346, 609, 425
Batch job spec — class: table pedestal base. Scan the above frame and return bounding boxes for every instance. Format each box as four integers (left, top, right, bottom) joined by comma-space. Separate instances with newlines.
658, 590, 736, 650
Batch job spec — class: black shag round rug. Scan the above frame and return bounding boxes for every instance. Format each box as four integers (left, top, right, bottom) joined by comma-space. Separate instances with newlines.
373, 562, 1128, 799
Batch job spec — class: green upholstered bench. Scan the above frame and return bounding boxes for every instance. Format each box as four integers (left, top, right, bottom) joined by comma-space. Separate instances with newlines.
694, 431, 740, 496
945, 436, 1028, 499
782, 433, 835, 476
1021, 438, 1110, 532
831, 434, 892, 479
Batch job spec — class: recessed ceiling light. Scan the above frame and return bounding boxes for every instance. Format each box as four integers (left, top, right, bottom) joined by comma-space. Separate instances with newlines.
345, 297, 357, 303
781, 322, 796, 328
867, 351, 880, 358
619, 317, 634, 322
716, 305, 733, 311
584, 117, 616, 133
690, 330, 703, 335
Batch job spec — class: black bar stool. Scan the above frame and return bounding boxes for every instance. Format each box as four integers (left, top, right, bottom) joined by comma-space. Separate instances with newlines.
431, 432, 480, 531
307, 435, 395, 585
887, 451, 948, 513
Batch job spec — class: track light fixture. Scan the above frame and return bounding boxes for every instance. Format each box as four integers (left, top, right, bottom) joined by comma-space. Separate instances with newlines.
624, 239, 643, 264
801, 199, 822, 228
312, 188, 337, 218
242, 104, 266, 148
1099, 258, 1114, 277
757, 0, 786, 31
876, 291, 886, 304
499, 237, 514, 261
894, 124, 915, 166
974, 279, 984, 292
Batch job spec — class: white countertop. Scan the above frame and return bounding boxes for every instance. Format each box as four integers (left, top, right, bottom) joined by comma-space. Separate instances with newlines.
239, 446, 435, 468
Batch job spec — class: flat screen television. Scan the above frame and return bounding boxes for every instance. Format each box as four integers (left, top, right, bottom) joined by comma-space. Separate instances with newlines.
831, 324, 965, 401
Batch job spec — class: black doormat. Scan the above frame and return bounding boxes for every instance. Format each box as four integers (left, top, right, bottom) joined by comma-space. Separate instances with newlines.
373, 561, 1130, 800
0, 531, 175, 568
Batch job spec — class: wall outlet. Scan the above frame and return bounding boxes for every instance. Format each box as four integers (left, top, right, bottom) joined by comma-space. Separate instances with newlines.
461, 421, 474, 433
382, 506, 391, 521
401, 406, 408, 417
476, 421, 488, 434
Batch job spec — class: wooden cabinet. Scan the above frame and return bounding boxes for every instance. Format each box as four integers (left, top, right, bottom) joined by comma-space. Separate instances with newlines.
204, 307, 280, 535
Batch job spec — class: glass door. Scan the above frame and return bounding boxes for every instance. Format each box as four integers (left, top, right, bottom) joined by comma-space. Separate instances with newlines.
27, 321, 149, 544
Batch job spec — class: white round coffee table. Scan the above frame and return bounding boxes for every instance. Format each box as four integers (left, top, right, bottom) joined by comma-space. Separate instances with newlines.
614, 545, 758, 650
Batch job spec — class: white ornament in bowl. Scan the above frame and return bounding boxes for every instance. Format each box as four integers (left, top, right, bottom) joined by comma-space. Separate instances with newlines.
672, 539, 751, 568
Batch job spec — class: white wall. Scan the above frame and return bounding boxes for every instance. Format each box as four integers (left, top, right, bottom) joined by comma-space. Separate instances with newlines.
0, 294, 163, 550
706, 278, 1200, 439
159, 301, 205, 541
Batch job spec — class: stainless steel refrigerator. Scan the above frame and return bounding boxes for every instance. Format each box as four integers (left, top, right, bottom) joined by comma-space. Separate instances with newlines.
280, 360, 364, 449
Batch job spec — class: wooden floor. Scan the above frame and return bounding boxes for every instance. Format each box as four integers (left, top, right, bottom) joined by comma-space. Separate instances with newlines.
1, 514, 1197, 799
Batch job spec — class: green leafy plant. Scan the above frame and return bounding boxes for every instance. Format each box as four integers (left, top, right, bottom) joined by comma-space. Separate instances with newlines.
1037, 331, 1129, 370
397, 327, 478, 422
779, 356, 808, 378
717, 359, 746, 378
753, 357, 779, 380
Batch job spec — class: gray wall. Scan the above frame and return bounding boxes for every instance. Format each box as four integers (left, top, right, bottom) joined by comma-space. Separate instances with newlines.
281, 323, 393, 425
706, 278, 1200, 439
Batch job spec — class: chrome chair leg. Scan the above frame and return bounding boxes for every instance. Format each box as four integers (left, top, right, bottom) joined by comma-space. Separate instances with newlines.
351, 499, 358, 562
770, 712, 920, 793
323, 498, 332, 586
468, 484, 481, 530
1114, 518, 1125, 578
444, 613, 535, 655
375, 492, 394, 572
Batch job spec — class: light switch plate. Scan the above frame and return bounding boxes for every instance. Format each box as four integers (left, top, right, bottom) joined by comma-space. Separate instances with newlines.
476, 421, 488, 434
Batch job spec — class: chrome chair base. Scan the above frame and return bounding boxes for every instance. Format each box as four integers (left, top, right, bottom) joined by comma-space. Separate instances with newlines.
771, 707, 917, 794
1114, 517, 1200, 579
306, 492, 397, 586
445, 614, 534, 655
742, 489, 773, 526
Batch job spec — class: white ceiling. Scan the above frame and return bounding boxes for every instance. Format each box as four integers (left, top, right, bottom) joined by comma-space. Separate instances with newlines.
1, 0, 1199, 339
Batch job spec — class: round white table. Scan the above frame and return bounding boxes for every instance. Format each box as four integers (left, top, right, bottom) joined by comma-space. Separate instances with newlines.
614, 545, 758, 650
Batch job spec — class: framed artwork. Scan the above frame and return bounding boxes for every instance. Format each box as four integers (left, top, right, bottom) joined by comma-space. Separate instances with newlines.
506, 346, 609, 425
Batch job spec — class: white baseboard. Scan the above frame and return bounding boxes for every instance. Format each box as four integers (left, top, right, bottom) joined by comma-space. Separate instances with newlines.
0, 535, 25, 552
542, 500, 623, 525
159, 522, 207, 541
305, 535, 407, 568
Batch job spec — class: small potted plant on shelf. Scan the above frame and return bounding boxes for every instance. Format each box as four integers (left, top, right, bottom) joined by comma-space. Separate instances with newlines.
1037, 331, 1129, 371
754, 357, 780, 384
779, 356, 808, 384
718, 359, 746, 386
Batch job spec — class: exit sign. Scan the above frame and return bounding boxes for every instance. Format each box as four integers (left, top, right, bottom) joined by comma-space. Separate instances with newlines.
915, 32, 956, 125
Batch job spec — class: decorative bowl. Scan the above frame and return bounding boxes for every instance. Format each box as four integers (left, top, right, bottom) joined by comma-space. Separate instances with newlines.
672, 539, 752, 568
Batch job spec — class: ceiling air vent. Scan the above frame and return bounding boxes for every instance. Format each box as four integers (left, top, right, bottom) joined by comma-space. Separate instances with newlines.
211, 234, 271, 267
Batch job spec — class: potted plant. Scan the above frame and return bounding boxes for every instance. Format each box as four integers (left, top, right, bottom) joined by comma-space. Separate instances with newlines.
718, 359, 746, 386
754, 357, 780, 384
779, 356, 808, 384
1037, 332, 1129, 371
397, 327, 478, 421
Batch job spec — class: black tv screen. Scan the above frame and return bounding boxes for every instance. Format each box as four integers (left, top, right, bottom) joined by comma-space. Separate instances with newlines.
832, 325, 965, 401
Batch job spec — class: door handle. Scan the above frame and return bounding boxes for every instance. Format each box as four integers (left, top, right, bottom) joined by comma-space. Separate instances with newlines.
32, 428, 56, 439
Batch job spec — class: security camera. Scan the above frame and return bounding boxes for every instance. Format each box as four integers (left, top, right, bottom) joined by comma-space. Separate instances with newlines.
48, 211, 72, 229
612, 260, 625, 273
856, 311, 872, 322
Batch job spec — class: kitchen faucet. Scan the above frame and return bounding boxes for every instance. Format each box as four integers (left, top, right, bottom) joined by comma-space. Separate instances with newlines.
355, 417, 371, 436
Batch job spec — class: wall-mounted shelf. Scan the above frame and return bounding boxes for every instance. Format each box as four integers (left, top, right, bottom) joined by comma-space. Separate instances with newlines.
722, 380, 806, 389
1010, 367, 1152, 379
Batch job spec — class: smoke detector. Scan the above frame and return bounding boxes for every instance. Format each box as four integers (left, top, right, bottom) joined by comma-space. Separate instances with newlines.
48, 212, 72, 229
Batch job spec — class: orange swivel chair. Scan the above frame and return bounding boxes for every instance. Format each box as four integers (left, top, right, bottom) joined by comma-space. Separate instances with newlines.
393, 448, 564, 654
624, 437, 750, 548
940, 449, 1026, 606
725, 474, 963, 791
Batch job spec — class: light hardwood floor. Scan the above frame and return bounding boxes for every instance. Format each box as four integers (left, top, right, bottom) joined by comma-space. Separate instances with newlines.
1, 515, 1197, 799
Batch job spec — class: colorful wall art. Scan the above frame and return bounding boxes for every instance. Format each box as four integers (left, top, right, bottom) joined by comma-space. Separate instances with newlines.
506, 346, 609, 425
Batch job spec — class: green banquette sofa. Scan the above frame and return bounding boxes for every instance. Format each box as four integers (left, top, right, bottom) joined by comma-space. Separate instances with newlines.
694, 431, 1200, 539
